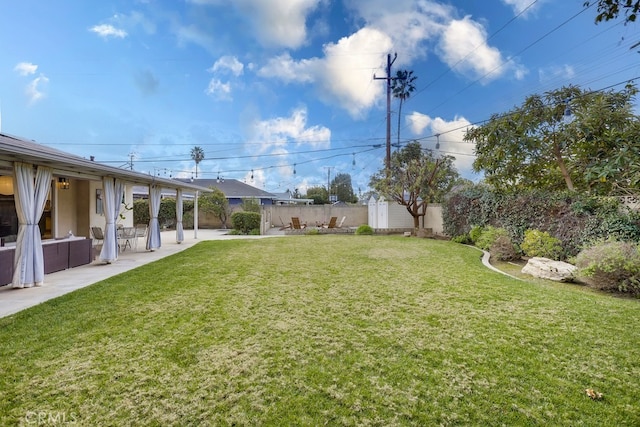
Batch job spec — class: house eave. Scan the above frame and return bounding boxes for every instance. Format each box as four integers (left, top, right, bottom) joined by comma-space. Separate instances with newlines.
0, 133, 211, 193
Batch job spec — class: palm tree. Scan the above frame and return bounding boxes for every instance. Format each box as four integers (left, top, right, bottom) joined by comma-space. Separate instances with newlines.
190, 146, 205, 178
391, 70, 417, 148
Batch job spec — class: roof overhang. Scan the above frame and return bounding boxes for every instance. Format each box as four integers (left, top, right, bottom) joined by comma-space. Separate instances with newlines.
0, 133, 211, 193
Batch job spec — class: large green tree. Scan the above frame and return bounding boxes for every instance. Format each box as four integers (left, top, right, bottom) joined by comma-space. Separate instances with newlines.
370, 141, 459, 228
465, 84, 640, 194
198, 187, 231, 228
305, 186, 328, 205
330, 173, 357, 203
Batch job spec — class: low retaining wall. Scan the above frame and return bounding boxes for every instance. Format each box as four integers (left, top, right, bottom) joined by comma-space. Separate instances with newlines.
283, 227, 434, 236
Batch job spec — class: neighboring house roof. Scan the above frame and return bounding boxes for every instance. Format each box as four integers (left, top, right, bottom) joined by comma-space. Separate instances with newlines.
131, 186, 197, 199
0, 132, 211, 193
177, 178, 277, 200
271, 190, 314, 204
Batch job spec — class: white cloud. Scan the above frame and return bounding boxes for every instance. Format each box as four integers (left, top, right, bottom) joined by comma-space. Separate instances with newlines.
256, 1, 524, 117
407, 111, 432, 135
205, 79, 232, 100
347, 1, 526, 82
14, 62, 38, 76
258, 53, 319, 83
205, 57, 245, 99
210, 56, 244, 76
89, 24, 128, 39
319, 28, 393, 118
259, 27, 392, 118
237, 0, 321, 48
15, 62, 49, 104
538, 64, 575, 83
248, 107, 331, 155
114, 11, 156, 35
26, 74, 49, 104
439, 16, 521, 83
345, 0, 450, 65
187, 0, 322, 49
174, 24, 214, 51
501, 0, 543, 17
407, 111, 476, 176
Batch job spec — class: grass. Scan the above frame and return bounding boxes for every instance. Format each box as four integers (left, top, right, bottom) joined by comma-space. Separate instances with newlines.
0, 235, 639, 426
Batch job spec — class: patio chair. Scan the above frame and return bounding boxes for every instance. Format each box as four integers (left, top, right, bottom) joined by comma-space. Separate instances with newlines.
291, 217, 306, 229
91, 226, 104, 248
323, 216, 338, 229
119, 227, 136, 252
337, 216, 346, 228
134, 224, 147, 251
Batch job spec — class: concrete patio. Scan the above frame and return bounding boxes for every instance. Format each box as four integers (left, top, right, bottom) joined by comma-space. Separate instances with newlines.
0, 228, 285, 318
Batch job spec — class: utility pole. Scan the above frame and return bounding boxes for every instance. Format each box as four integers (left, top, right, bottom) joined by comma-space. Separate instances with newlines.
374, 52, 397, 175
324, 166, 334, 202
127, 152, 136, 170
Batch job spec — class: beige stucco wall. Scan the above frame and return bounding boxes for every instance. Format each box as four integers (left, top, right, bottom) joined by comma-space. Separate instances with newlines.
55, 179, 77, 238
256, 203, 445, 234
81, 180, 135, 237
262, 205, 369, 229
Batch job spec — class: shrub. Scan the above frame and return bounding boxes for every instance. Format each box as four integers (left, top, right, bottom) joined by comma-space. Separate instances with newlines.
231, 211, 261, 234
182, 210, 194, 230
521, 229, 564, 259
158, 198, 176, 228
451, 234, 472, 244
241, 198, 261, 213
475, 226, 509, 251
575, 241, 640, 296
489, 235, 520, 261
133, 199, 150, 225
442, 185, 640, 258
469, 225, 483, 244
133, 198, 178, 228
305, 228, 320, 236
355, 225, 374, 235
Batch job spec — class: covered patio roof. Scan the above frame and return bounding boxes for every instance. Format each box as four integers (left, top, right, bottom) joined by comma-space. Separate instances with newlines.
0, 132, 210, 193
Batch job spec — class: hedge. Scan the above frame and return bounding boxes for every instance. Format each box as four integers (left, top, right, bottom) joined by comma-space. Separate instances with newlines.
443, 186, 640, 258
133, 199, 194, 229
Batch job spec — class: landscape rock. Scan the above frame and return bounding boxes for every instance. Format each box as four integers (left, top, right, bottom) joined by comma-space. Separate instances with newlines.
521, 257, 577, 282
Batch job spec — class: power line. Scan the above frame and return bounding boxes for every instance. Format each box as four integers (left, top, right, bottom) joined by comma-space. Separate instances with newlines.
410, 77, 639, 145
95, 143, 382, 164
422, 2, 598, 119
411, 0, 541, 100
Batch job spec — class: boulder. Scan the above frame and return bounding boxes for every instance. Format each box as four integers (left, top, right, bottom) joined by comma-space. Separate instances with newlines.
521, 257, 577, 282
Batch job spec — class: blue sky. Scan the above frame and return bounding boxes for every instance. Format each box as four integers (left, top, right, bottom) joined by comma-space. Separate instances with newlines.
1, 0, 638, 196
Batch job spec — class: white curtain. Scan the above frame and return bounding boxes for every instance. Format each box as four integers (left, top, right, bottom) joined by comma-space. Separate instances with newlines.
176, 189, 184, 244
146, 184, 161, 250
12, 162, 52, 288
99, 178, 124, 263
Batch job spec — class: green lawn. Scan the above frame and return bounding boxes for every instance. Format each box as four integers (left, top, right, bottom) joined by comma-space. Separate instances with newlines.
1, 236, 638, 426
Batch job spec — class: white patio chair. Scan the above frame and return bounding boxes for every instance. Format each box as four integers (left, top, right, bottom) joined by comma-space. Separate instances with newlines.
134, 224, 148, 251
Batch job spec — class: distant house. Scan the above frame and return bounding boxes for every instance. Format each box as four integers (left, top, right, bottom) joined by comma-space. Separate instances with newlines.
271, 189, 314, 205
